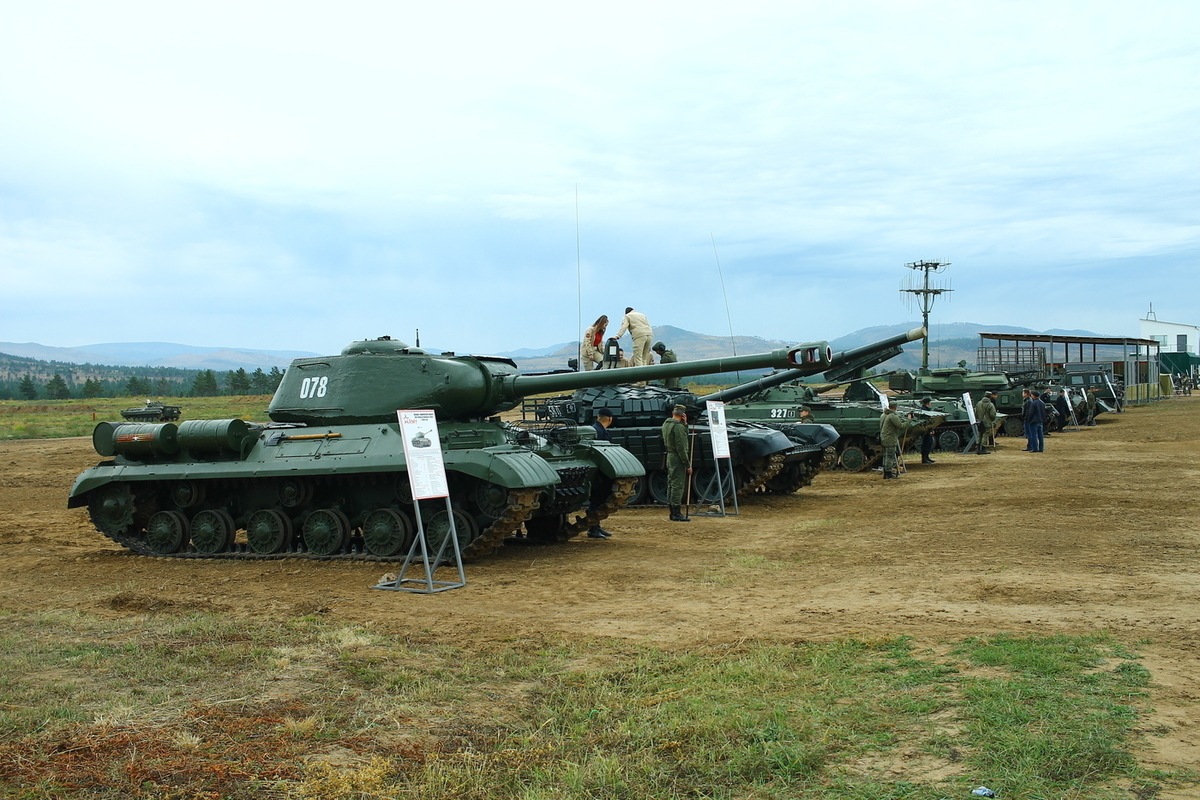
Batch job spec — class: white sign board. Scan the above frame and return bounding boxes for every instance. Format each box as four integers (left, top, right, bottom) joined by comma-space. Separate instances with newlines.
705, 400, 732, 459
963, 392, 978, 425
397, 410, 450, 500
872, 383, 888, 411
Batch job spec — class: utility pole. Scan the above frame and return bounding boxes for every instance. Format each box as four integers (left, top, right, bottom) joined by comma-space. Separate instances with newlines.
900, 260, 952, 374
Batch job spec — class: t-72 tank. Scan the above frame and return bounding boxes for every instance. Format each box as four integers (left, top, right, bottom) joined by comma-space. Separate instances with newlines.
884, 367, 1048, 437
525, 329, 926, 499
68, 335, 835, 560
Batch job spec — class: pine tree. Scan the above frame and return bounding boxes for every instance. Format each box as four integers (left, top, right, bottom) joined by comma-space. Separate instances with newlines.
82, 378, 105, 398
268, 366, 285, 392
225, 368, 252, 395
19, 374, 38, 400
250, 368, 272, 395
191, 370, 219, 397
125, 376, 151, 396
155, 378, 172, 396
45, 374, 71, 399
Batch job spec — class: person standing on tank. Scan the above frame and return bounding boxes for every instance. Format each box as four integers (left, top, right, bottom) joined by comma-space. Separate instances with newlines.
1026, 390, 1047, 452
586, 409, 616, 538
616, 307, 653, 367
879, 401, 915, 480
581, 315, 608, 371
652, 342, 680, 388
661, 404, 692, 521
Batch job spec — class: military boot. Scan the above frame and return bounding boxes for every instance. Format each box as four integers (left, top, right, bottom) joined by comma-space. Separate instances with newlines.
669, 505, 690, 522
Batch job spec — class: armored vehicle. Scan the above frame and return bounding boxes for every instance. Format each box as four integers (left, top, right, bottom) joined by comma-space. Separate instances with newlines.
527, 328, 925, 492
69, 335, 835, 560
120, 400, 182, 423
1059, 363, 1123, 416
884, 368, 1047, 438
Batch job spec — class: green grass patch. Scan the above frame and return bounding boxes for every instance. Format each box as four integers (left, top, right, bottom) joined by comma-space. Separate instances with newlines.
0, 396, 274, 439
0, 610, 1189, 799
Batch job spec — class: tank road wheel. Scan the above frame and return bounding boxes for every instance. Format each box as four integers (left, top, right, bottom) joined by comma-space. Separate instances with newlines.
425, 509, 480, 558
278, 478, 314, 509
88, 483, 137, 535
144, 510, 189, 555
471, 481, 511, 520
247, 509, 294, 554
190, 509, 235, 554
362, 508, 414, 557
169, 481, 206, 509
764, 462, 809, 495
647, 470, 672, 505
692, 466, 730, 503
524, 513, 567, 544
821, 446, 839, 469
626, 474, 650, 506
1002, 417, 1025, 437
937, 429, 961, 452
839, 444, 869, 472
301, 509, 350, 556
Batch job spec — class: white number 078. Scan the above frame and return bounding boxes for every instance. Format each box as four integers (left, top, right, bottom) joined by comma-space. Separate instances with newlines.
299, 376, 328, 399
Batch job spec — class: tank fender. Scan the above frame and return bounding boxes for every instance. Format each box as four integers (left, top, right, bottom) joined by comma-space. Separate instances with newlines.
442, 447, 562, 489
735, 428, 794, 461
68, 466, 121, 507
587, 441, 646, 479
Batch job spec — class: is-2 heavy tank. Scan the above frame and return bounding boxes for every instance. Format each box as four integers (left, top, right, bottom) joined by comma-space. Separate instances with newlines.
68, 335, 836, 561
525, 329, 926, 499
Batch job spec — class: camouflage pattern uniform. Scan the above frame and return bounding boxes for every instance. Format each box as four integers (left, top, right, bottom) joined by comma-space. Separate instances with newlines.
974, 394, 997, 452
879, 406, 914, 477
653, 342, 679, 388
661, 414, 690, 505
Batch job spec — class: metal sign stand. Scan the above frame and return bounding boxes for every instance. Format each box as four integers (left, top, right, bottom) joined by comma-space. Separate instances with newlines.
374, 410, 466, 594
697, 401, 737, 517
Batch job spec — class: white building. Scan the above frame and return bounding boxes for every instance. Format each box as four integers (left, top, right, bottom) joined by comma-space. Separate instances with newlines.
1139, 316, 1199, 354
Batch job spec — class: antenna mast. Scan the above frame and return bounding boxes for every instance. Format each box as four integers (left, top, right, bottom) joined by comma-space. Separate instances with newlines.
900, 260, 951, 374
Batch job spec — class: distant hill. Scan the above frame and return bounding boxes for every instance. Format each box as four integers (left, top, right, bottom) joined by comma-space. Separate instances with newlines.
0, 341, 317, 370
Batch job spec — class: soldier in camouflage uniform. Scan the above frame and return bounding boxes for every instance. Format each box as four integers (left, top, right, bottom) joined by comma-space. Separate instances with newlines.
1086, 387, 1098, 426
974, 391, 997, 454
661, 404, 692, 521
652, 342, 680, 388
879, 401, 915, 479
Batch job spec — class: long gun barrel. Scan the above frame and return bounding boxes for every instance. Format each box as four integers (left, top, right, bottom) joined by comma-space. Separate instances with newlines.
697, 328, 925, 405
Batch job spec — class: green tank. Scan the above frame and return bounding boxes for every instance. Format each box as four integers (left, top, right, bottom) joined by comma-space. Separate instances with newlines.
68, 335, 834, 560
526, 328, 925, 495
120, 400, 182, 423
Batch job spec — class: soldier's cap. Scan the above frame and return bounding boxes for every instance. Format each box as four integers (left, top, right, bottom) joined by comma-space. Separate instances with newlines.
799, 405, 809, 411
672, 404, 688, 414
596, 408, 613, 418
920, 397, 932, 405
652, 341, 666, 352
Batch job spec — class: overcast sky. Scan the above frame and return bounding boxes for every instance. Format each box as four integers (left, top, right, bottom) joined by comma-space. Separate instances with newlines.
1, 1, 1197, 357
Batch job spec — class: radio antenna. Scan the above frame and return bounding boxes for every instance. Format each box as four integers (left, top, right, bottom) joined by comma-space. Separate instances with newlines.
575, 185, 583, 369
710, 233, 740, 383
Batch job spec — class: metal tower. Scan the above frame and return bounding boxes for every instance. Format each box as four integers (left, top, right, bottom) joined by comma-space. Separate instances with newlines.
901, 260, 952, 374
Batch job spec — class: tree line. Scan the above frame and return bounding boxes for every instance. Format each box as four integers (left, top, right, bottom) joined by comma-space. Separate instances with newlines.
2, 355, 286, 401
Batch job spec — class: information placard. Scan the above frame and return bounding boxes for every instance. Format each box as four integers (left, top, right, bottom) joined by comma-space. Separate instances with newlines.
705, 400, 731, 459
397, 410, 449, 500
963, 392, 978, 425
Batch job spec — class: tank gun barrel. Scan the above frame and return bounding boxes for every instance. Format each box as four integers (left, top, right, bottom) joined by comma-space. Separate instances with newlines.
697, 328, 924, 404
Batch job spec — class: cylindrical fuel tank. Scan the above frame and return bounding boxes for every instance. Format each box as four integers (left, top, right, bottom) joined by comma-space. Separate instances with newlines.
177, 419, 253, 454
94, 422, 180, 457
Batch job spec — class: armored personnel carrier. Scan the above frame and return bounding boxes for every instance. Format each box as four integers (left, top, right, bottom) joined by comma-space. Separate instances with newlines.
120, 400, 182, 423
69, 335, 835, 560
885, 368, 1049, 438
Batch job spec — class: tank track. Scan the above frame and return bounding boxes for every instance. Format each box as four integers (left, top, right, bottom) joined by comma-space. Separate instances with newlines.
763, 455, 825, 495
94, 486, 542, 563
557, 477, 639, 542
738, 452, 787, 495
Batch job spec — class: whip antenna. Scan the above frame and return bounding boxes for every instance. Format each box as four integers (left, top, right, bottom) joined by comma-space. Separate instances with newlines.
710, 233, 740, 383
576, 185, 582, 369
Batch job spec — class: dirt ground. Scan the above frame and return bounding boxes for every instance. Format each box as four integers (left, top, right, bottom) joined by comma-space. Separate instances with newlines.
2, 397, 1198, 795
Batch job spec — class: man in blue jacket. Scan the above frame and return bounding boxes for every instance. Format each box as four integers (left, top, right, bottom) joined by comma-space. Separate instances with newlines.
1026, 390, 1047, 453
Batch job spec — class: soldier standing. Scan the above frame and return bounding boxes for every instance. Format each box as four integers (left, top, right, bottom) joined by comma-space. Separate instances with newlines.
661, 404, 692, 521
918, 397, 936, 464
652, 341, 679, 388
1086, 387, 1098, 426
974, 391, 997, 454
586, 409, 615, 538
879, 401, 915, 480
616, 307, 653, 367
